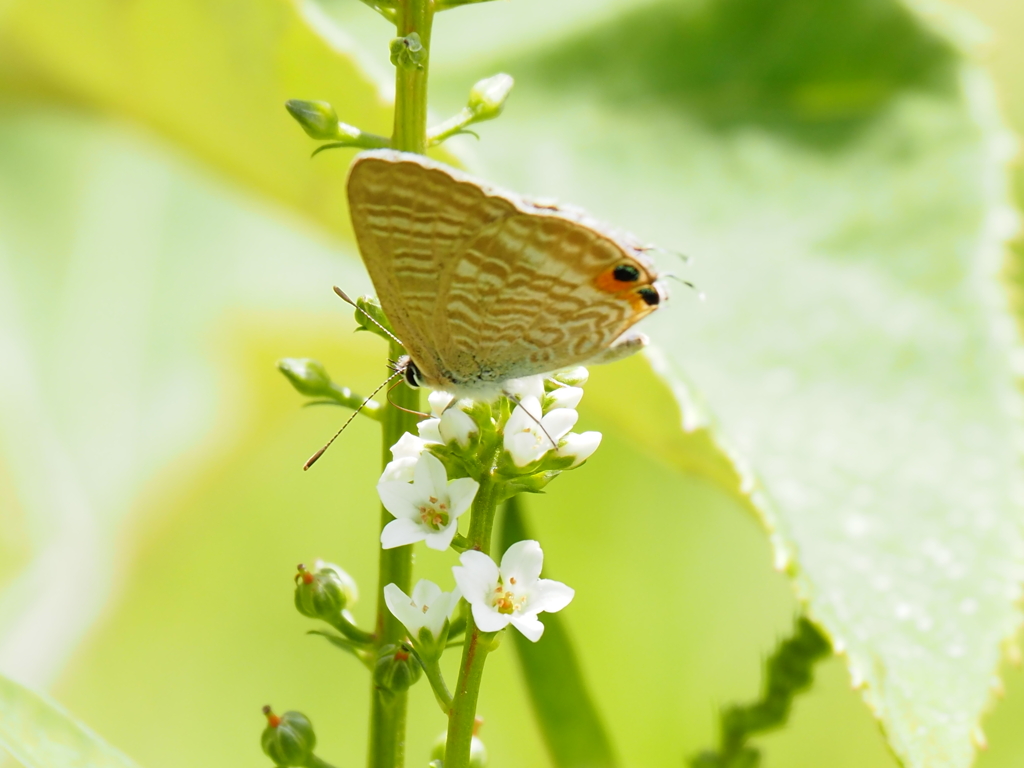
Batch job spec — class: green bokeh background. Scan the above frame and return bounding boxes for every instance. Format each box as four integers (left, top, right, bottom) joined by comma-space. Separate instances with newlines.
1, 0, 1024, 766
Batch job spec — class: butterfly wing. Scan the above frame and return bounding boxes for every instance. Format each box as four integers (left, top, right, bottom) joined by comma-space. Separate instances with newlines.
348, 150, 662, 392
434, 209, 661, 385
348, 150, 517, 383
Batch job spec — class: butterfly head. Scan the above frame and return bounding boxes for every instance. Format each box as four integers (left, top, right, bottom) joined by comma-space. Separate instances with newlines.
393, 354, 426, 389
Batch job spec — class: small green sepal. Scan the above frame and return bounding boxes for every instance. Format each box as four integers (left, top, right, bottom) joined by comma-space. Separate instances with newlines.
261, 707, 316, 767
374, 643, 423, 698
390, 33, 426, 71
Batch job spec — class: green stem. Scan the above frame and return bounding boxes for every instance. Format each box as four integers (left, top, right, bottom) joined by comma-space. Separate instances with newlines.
367, 343, 420, 768
392, 0, 433, 155
444, 461, 500, 767
366, 0, 432, 761
417, 652, 454, 712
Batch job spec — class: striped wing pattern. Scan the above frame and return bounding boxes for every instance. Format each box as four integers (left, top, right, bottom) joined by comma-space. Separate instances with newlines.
347, 150, 660, 392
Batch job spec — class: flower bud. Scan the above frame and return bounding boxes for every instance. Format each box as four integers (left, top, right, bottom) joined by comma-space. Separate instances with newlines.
294, 561, 358, 623
261, 706, 316, 767
353, 296, 396, 341
549, 367, 589, 388
467, 74, 514, 122
278, 358, 333, 398
389, 33, 426, 71
285, 100, 340, 141
556, 431, 602, 468
430, 732, 488, 768
374, 644, 422, 696
543, 386, 583, 412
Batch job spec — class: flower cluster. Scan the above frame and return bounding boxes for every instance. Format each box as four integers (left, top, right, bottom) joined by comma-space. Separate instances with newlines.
373, 368, 598, 643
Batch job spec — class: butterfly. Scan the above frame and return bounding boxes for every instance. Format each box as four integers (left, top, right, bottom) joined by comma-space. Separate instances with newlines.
346, 149, 666, 400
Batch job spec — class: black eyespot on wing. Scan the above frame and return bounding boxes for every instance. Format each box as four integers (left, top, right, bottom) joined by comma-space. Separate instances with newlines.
613, 264, 641, 282
638, 286, 660, 306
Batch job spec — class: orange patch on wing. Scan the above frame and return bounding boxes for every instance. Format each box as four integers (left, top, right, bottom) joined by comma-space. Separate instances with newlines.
594, 267, 635, 294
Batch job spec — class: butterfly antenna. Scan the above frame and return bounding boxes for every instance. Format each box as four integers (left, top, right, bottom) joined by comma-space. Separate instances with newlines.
504, 391, 558, 449
385, 379, 430, 418
333, 286, 406, 347
643, 245, 692, 264
304, 370, 403, 470
663, 273, 705, 301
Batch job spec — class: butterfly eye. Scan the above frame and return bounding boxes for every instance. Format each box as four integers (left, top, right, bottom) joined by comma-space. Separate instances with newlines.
404, 360, 424, 388
637, 286, 661, 306
613, 264, 641, 282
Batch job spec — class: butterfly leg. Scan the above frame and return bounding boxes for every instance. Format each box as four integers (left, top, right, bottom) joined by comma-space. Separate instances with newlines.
585, 331, 649, 366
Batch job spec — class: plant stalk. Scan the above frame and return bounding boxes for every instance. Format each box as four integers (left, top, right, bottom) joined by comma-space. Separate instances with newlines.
365, 0, 434, 759
367, 340, 421, 768
444, 467, 500, 767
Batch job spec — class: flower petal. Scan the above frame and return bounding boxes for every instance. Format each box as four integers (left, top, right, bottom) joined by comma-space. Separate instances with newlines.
428, 390, 454, 416
384, 583, 423, 633
504, 375, 545, 401
557, 431, 602, 467
529, 578, 575, 614
472, 601, 511, 633
439, 408, 478, 447
411, 579, 442, 607
501, 539, 544, 585
377, 481, 425, 520
419, 451, 448, 495
510, 613, 545, 642
418, 418, 442, 444
544, 386, 583, 411
506, 431, 544, 467
424, 520, 459, 551
542, 408, 579, 441
390, 432, 427, 461
447, 477, 480, 518
381, 517, 427, 549
380, 456, 418, 484
453, 550, 499, 606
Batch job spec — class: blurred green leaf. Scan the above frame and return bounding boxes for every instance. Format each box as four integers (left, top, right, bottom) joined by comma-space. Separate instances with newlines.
498, 496, 618, 768
0, 0, 398, 242
1, 0, 1021, 766
0, 673, 141, 768
442, 1, 1023, 766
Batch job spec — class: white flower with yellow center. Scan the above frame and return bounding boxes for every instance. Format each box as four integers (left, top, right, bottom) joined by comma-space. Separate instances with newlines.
377, 452, 478, 550
452, 540, 574, 642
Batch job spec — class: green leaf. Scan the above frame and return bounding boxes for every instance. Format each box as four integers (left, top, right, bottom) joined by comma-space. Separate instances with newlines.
498, 496, 619, 768
0, 672, 142, 768
0, 0, 398, 242
441, 1, 1022, 766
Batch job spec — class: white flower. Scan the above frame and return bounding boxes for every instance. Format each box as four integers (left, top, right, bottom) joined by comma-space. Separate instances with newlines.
384, 579, 461, 640
418, 390, 477, 447
544, 386, 583, 412
378, 452, 478, 550
452, 540, 574, 642
557, 431, 602, 468
380, 432, 429, 483
503, 375, 545, 401
503, 397, 578, 467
